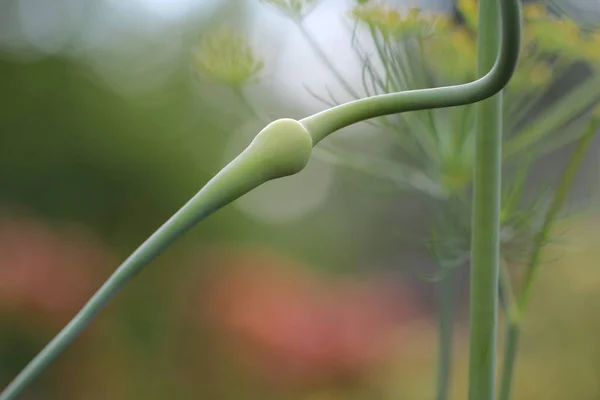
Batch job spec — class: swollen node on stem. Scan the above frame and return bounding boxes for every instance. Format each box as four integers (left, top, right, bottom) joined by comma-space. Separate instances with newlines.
0, 118, 312, 400
247, 118, 313, 180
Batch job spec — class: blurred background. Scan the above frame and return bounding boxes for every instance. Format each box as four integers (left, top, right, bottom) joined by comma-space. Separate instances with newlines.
1, 0, 599, 399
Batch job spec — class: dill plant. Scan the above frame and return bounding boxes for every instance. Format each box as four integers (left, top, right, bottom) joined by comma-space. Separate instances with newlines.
0, 1, 558, 399
258, 1, 599, 399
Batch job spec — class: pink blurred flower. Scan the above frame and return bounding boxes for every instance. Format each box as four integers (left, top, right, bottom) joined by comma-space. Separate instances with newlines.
198, 247, 422, 388
0, 210, 115, 323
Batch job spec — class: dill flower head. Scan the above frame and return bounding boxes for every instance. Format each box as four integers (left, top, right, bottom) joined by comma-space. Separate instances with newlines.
193, 28, 263, 88
352, 3, 449, 38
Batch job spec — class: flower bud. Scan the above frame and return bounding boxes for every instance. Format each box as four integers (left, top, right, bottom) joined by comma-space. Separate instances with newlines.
245, 118, 313, 180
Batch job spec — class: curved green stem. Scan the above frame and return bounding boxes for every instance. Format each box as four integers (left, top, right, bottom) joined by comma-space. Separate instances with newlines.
0, 119, 313, 400
300, 0, 521, 144
1, 0, 523, 397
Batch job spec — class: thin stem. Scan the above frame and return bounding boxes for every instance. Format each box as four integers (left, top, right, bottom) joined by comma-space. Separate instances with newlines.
369, 27, 399, 92
498, 260, 520, 323
436, 270, 456, 400
517, 117, 599, 313
497, 118, 599, 400
312, 145, 445, 198
504, 75, 600, 158
498, 322, 521, 400
468, 0, 503, 398
503, 47, 548, 130
234, 87, 266, 122
430, 230, 458, 400
295, 20, 361, 99
505, 59, 570, 134
1, 196, 228, 400
456, 104, 475, 153
502, 152, 535, 223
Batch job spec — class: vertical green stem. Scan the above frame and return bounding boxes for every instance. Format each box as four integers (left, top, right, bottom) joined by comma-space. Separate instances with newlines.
498, 323, 521, 400
436, 271, 456, 400
468, 0, 503, 398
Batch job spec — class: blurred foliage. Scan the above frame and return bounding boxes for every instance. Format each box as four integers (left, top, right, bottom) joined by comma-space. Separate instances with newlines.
1, 0, 600, 399
193, 28, 264, 87
259, 0, 321, 19
448, 217, 600, 400
337, 1, 600, 199
0, 0, 382, 398
283, 1, 600, 328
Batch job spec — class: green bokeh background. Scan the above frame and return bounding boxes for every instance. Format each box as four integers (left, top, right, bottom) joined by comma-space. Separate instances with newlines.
1, 1, 600, 399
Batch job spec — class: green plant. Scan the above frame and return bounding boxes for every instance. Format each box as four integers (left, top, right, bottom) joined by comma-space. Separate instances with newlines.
269, 2, 599, 399
0, 1, 523, 399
